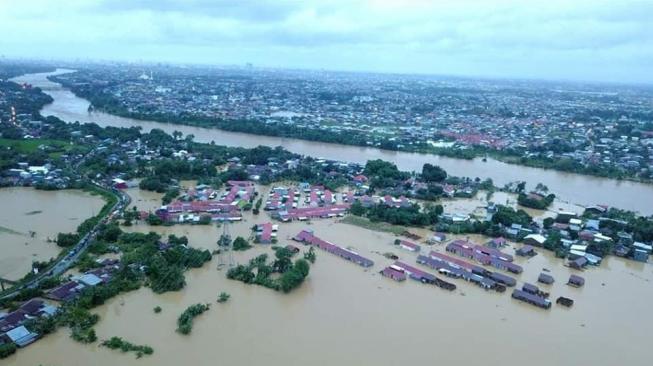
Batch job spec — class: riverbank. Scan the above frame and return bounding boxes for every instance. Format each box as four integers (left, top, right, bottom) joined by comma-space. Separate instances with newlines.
11, 70, 653, 215
75, 102, 644, 184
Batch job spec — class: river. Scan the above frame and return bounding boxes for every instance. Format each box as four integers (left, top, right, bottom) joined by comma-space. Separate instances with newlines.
11, 70, 653, 215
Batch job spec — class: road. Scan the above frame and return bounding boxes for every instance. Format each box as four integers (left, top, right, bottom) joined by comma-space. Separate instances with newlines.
0, 147, 132, 300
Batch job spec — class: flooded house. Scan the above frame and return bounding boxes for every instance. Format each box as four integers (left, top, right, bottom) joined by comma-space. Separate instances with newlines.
538, 273, 555, 285
511, 289, 552, 309
380, 265, 407, 282
569, 256, 588, 270
568, 274, 585, 287
516, 245, 537, 257
255, 222, 277, 244
293, 230, 373, 267
398, 240, 421, 252
393, 261, 455, 290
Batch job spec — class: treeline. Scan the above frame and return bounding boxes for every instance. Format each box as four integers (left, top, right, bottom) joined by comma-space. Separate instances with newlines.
350, 201, 443, 227
0, 63, 55, 80
227, 247, 311, 293
517, 192, 556, 210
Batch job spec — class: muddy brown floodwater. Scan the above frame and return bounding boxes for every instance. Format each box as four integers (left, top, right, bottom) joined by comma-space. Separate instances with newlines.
0, 187, 105, 281
4, 187, 653, 366
11, 70, 653, 215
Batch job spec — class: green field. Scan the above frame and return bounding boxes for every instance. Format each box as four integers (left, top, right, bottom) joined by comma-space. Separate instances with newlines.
0, 138, 75, 159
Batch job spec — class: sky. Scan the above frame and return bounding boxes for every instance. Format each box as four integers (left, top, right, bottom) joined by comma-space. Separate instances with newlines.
1, 0, 652, 83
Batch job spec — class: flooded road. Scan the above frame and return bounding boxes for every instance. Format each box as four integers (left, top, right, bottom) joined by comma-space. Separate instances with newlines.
4, 205, 653, 366
0, 187, 105, 281
11, 70, 653, 215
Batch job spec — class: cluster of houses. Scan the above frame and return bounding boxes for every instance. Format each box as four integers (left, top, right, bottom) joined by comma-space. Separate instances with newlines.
446, 239, 523, 274
384, 261, 456, 290
266, 184, 338, 212
450, 202, 653, 267
264, 186, 300, 211
45, 260, 119, 302
0, 299, 58, 348
267, 184, 352, 222
154, 180, 255, 223
3, 162, 71, 189
417, 251, 509, 291
0, 260, 119, 351
54, 63, 653, 182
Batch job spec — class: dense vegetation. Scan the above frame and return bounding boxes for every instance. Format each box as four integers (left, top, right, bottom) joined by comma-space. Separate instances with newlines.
227, 248, 311, 293
176, 303, 211, 335
0, 343, 17, 359
232, 236, 252, 251
101, 337, 154, 358
350, 201, 443, 227
491, 205, 533, 227
517, 192, 555, 210
12, 226, 214, 346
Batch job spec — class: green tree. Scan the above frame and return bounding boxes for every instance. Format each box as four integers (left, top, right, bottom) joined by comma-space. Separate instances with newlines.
274, 247, 294, 273
56, 232, 80, 247
232, 236, 252, 251
217, 292, 230, 303
303, 247, 317, 263
421, 163, 447, 182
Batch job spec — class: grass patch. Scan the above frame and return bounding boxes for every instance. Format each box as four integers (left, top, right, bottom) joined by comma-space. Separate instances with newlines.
340, 215, 405, 235
0, 138, 73, 156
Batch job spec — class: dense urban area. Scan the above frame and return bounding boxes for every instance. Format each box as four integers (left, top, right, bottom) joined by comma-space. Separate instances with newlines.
49, 63, 653, 182
0, 61, 652, 362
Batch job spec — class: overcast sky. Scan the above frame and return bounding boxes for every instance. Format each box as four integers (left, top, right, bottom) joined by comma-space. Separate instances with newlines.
1, 0, 651, 83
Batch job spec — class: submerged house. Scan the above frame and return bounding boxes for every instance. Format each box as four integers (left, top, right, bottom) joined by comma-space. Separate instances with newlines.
512, 289, 551, 309
538, 273, 555, 285
569, 256, 588, 270
380, 265, 407, 282
399, 240, 421, 252
488, 272, 517, 287
568, 274, 585, 287
255, 222, 277, 244
516, 245, 536, 257
393, 261, 456, 290
293, 230, 373, 267
486, 237, 507, 249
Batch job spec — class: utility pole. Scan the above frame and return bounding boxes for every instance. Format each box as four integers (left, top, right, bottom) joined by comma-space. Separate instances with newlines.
217, 220, 234, 268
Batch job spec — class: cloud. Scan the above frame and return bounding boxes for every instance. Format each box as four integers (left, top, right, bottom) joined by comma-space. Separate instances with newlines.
0, 0, 651, 83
